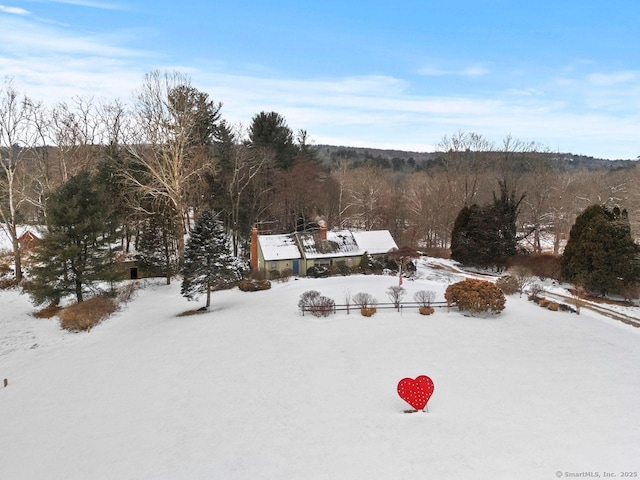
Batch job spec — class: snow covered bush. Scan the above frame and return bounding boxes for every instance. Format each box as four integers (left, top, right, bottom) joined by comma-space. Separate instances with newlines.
298, 290, 335, 317
445, 279, 505, 314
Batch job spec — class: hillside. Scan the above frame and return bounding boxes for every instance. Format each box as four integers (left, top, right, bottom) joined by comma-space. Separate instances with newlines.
2, 260, 639, 479
315, 144, 638, 172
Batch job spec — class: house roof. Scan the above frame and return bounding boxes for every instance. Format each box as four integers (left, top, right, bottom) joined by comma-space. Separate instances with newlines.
352, 230, 398, 255
258, 234, 302, 261
257, 229, 397, 261
296, 229, 361, 259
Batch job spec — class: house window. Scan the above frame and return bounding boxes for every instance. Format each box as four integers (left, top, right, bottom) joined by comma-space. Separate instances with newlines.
270, 262, 277, 270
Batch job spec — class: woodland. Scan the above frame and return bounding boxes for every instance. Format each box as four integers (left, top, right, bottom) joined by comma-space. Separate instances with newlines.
1, 71, 640, 289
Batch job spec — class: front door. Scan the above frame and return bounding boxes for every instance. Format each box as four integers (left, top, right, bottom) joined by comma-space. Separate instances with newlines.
293, 260, 299, 275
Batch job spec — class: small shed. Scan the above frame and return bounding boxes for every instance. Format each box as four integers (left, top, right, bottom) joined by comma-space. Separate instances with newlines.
18, 230, 40, 250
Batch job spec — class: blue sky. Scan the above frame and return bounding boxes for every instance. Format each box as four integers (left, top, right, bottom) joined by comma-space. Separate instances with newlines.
1, 0, 639, 159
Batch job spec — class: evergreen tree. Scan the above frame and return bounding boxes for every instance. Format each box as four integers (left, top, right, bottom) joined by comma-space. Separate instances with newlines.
136, 203, 180, 284
450, 182, 523, 270
25, 171, 120, 305
561, 204, 640, 295
181, 211, 246, 308
248, 111, 297, 170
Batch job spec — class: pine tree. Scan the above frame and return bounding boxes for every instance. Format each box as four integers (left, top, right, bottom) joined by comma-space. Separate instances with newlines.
24, 171, 120, 305
181, 211, 246, 308
561, 204, 640, 295
136, 202, 180, 285
450, 182, 523, 270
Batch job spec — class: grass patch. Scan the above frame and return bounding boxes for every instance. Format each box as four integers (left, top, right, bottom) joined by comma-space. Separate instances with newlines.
34, 302, 63, 319
59, 296, 117, 332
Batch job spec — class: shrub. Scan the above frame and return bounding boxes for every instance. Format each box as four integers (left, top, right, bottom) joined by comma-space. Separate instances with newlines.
238, 279, 271, 292
508, 253, 561, 281
444, 279, 505, 314
59, 296, 117, 332
352, 292, 377, 309
117, 282, 140, 304
327, 265, 340, 276
268, 269, 281, 281
34, 300, 62, 319
386, 285, 406, 308
547, 302, 559, 311
279, 268, 293, 283
298, 290, 335, 317
538, 298, 550, 308
621, 283, 640, 304
384, 257, 399, 272
528, 283, 544, 302
337, 263, 352, 276
307, 265, 329, 278
414, 290, 435, 307
496, 275, 519, 295
419, 307, 435, 315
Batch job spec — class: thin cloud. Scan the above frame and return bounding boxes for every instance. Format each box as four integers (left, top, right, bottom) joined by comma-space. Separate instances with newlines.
45, 0, 126, 10
417, 65, 489, 77
0, 16, 148, 57
0, 4, 30, 15
587, 71, 639, 86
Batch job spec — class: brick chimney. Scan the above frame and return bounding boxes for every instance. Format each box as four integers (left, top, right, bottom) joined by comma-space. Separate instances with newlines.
319, 220, 327, 240
250, 226, 259, 271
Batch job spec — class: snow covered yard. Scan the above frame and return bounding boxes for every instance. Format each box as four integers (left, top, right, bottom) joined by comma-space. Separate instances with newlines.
1, 268, 639, 480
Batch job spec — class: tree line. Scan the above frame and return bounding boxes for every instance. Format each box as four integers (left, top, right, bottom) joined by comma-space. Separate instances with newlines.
1, 71, 640, 301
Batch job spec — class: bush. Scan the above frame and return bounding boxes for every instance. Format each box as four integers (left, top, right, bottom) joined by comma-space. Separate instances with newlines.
508, 254, 561, 281
528, 283, 544, 301
387, 285, 406, 308
327, 265, 340, 276
59, 296, 117, 332
538, 298, 550, 308
307, 265, 329, 278
496, 275, 519, 295
298, 290, 335, 317
337, 263, 352, 276
414, 290, 435, 307
279, 268, 293, 283
33, 300, 62, 319
238, 279, 271, 292
268, 269, 281, 281
547, 302, 559, 311
117, 282, 140, 304
444, 279, 505, 314
352, 292, 378, 309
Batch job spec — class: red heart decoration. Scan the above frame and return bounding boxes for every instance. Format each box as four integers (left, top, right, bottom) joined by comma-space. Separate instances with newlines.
397, 375, 434, 411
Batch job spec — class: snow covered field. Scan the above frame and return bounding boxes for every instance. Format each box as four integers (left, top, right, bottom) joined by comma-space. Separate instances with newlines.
1, 262, 639, 480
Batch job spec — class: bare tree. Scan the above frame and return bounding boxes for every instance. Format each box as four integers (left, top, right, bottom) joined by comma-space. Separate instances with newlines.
224, 125, 273, 256
438, 131, 493, 208
344, 165, 386, 230
0, 79, 41, 282
127, 70, 221, 258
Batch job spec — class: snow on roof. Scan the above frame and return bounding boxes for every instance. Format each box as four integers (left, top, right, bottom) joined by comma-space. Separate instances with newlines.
297, 229, 361, 259
257, 229, 397, 261
352, 230, 398, 255
258, 234, 302, 261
